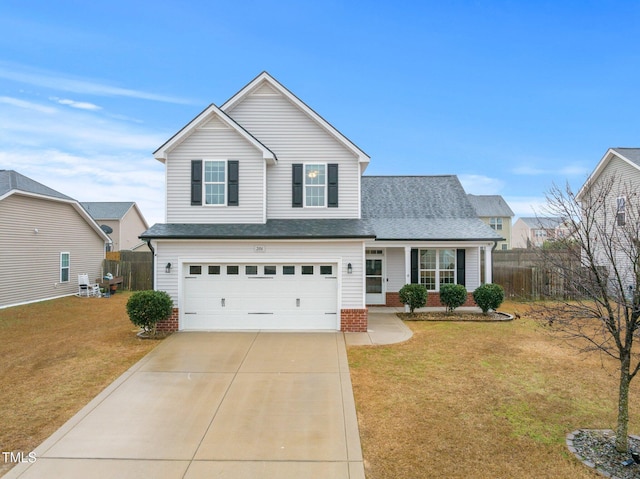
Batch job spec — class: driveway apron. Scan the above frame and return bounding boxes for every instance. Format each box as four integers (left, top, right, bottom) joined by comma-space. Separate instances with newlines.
6, 332, 364, 479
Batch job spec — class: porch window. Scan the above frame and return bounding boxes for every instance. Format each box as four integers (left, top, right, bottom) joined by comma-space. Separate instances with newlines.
419, 249, 456, 291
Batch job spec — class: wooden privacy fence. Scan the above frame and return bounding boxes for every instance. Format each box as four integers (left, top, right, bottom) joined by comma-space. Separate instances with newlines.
492, 249, 581, 300
102, 251, 152, 291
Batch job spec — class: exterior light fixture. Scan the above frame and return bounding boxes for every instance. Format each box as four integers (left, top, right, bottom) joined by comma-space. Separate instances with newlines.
165, 262, 172, 273
347, 263, 353, 274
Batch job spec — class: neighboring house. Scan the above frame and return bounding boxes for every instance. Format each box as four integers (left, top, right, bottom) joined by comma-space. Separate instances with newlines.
81, 202, 149, 251
467, 194, 514, 250
0, 170, 110, 309
576, 147, 640, 287
140, 72, 502, 333
512, 216, 569, 248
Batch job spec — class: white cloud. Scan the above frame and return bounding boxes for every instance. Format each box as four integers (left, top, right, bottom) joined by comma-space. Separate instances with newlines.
0, 96, 56, 114
504, 196, 548, 220
50, 97, 102, 111
458, 174, 505, 194
0, 61, 194, 104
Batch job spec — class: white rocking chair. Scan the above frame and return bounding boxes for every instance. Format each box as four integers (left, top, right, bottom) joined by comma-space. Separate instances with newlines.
78, 273, 100, 297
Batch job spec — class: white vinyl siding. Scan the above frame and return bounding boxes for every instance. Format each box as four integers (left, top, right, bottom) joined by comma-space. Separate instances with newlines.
0, 195, 105, 309
224, 92, 361, 219
165, 122, 265, 224
154, 239, 365, 311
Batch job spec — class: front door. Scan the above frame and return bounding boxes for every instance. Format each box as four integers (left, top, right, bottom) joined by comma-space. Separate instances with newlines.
365, 249, 385, 305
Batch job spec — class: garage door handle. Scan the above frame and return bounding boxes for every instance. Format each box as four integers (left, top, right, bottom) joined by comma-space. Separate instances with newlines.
221, 298, 225, 307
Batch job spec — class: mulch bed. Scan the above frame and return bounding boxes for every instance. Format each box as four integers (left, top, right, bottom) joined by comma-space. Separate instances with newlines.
397, 310, 513, 322
568, 429, 640, 479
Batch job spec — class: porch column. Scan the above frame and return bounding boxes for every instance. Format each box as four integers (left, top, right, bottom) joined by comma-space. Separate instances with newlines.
404, 246, 411, 312
484, 244, 493, 284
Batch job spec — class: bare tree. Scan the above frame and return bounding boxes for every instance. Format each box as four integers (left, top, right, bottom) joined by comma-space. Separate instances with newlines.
532, 175, 640, 453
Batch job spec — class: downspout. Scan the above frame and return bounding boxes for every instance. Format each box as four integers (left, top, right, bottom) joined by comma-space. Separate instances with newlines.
491, 240, 499, 284
145, 239, 155, 290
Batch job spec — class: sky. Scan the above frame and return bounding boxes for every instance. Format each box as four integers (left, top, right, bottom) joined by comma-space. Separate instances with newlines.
0, 1, 638, 226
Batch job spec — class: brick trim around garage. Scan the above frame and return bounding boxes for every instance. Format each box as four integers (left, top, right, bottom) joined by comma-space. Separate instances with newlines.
340, 308, 368, 332
156, 308, 179, 332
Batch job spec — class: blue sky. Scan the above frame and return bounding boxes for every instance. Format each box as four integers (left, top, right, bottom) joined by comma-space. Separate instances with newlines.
0, 1, 638, 225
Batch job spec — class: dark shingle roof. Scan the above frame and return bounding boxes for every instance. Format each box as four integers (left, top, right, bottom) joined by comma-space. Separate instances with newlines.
612, 148, 640, 167
140, 219, 376, 240
0, 170, 74, 201
361, 176, 503, 241
81, 202, 134, 220
467, 194, 514, 217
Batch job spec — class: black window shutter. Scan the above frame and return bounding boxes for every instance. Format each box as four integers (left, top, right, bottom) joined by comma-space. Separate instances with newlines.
328, 163, 338, 207
227, 160, 239, 206
292, 163, 303, 207
191, 160, 202, 206
456, 249, 466, 286
411, 249, 419, 284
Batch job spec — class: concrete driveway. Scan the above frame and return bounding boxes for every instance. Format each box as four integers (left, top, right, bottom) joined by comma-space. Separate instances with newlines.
7, 332, 364, 479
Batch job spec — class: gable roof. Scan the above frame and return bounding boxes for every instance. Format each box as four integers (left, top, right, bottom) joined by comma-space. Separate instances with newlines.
81, 201, 135, 220
516, 216, 565, 229
361, 176, 503, 241
467, 194, 514, 217
153, 103, 277, 164
0, 170, 73, 201
577, 147, 640, 200
221, 71, 370, 166
0, 170, 111, 242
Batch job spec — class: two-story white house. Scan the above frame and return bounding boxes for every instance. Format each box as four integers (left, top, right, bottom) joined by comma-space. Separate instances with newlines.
141, 72, 502, 332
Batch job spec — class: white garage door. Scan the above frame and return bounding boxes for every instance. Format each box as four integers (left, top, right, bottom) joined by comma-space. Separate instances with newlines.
182, 263, 338, 330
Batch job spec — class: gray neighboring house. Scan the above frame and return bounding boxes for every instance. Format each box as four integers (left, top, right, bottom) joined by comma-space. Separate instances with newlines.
512, 216, 569, 249
576, 147, 640, 287
467, 194, 514, 250
140, 72, 503, 333
81, 202, 149, 251
0, 170, 110, 309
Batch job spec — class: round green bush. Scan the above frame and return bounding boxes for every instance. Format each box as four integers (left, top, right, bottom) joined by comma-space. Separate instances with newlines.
439, 283, 467, 312
399, 283, 428, 314
126, 290, 173, 336
472, 283, 505, 314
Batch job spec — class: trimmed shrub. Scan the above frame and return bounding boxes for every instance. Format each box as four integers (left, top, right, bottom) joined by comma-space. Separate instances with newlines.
439, 283, 467, 313
473, 283, 505, 314
126, 290, 173, 337
399, 283, 428, 314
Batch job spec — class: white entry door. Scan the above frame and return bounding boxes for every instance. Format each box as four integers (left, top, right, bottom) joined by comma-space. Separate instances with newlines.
365, 250, 385, 305
182, 263, 338, 330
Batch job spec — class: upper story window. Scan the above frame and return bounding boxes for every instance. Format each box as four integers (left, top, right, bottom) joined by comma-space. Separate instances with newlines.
489, 217, 503, 230
617, 196, 626, 226
305, 164, 326, 207
204, 160, 226, 205
191, 159, 239, 207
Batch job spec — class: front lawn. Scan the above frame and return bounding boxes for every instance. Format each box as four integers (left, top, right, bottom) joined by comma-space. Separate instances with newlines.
348, 301, 640, 479
0, 293, 160, 476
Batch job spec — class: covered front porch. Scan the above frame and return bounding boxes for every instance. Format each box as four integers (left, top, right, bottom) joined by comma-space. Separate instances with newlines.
364, 242, 496, 307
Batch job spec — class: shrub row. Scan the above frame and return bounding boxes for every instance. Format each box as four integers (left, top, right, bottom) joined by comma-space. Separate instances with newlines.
398, 283, 504, 314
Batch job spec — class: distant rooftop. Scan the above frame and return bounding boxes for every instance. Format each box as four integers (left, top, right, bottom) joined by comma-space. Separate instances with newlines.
81, 202, 135, 220
518, 216, 565, 229
467, 194, 514, 217
0, 170, 73, 201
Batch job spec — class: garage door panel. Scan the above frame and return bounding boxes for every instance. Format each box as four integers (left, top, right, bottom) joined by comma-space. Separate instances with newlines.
182, 263, 338, 330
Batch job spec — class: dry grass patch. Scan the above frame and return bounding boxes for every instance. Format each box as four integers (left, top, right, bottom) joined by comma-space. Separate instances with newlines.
348, 300, 640, 479
0, 293, 160, 476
